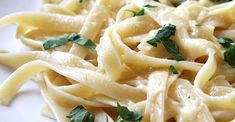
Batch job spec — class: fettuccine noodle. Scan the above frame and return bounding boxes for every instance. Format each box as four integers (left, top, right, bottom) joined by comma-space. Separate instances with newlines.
0, 0, 235, 122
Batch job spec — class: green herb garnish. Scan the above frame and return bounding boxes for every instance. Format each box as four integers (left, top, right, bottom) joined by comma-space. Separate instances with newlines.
126, 5, 157, 17
80, 0, 87, 3
169, 65, 178, 74
126, 9, 145, 17
162, 38, 184, 61
210, 0, 232, 3
69, 33, 96, 49
43, 33, 96, 50
180, 0, 231, 5
147, 24, 184, 61
43, 34, 69, 50
218, 37, 233, 49
218, 37, 235, 67
67, 105, 95, 122
180, 0, 187, 4
224, 46, 235, 67
106, 116, 109, 122
115, 103, 142, 122
153, 0, 160, 2
143, 5, 158, 8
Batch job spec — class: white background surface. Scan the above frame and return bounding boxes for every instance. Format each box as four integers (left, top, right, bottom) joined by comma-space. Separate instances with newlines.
0, 0, 54, 122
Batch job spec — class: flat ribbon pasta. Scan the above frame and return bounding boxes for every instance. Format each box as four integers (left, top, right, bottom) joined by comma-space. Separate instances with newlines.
0, 0, 235, 122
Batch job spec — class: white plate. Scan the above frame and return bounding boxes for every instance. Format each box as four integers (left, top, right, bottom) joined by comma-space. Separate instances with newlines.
0, 0, 54, 122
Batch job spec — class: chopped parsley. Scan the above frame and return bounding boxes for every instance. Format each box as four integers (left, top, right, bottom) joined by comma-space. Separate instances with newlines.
153, 0, 160, 2
178, 0, 231, 6
106, 116, 109, 122
143, 5, 158, 8
67, 103, 142, 122
126, 5, 157, 17
67, 105, 95, 122
115, 103, 142, 122
218, 37, 235, 67
218, 37, 233, 49
126, 9, 145, 17
43, 33, 96, 50
180, 0, 187, 4
43, 34, 70, 50
80, 0, 87, 3
68, 33, 96, 49
147, 24, 184, 61
210, 0, 232, 3
180, 0, 231, 4
169, 65, 178, 74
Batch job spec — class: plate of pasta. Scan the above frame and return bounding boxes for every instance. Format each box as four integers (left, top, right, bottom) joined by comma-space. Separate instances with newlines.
0, 0, 235, 122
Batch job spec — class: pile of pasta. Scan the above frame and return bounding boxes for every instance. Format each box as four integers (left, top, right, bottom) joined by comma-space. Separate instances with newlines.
0, 0, 235, 121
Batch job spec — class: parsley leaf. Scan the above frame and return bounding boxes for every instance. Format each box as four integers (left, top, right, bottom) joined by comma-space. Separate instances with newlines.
126, 4, 157, 17
67, 105, 95, 122
218, 37, 235, 67
147, 24, 184, 61
153, 0, 160, 2
147, 24, 176, 46
224, 45, 235, 67
157, 24, 176, 39
43, 34, 69, 50
126, 9, 145, 17
68, 33, 80, 41
106, 116, 109, 122
180, 0, 187, 4
80, 0, 87, 3
210, 0, 232, 3
180, 0, 231, 4
218, 37, 233, 49
143, 5, 158, 8
72, 37, 97, 49
169, 65, 178, 74
147, 38, 160, 47
162, 37, 184, 61
43, 33, 96, 50
115, 103, 142, 122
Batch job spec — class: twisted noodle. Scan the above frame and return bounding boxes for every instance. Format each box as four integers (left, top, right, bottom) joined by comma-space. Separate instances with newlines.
0, 0, 235, 122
